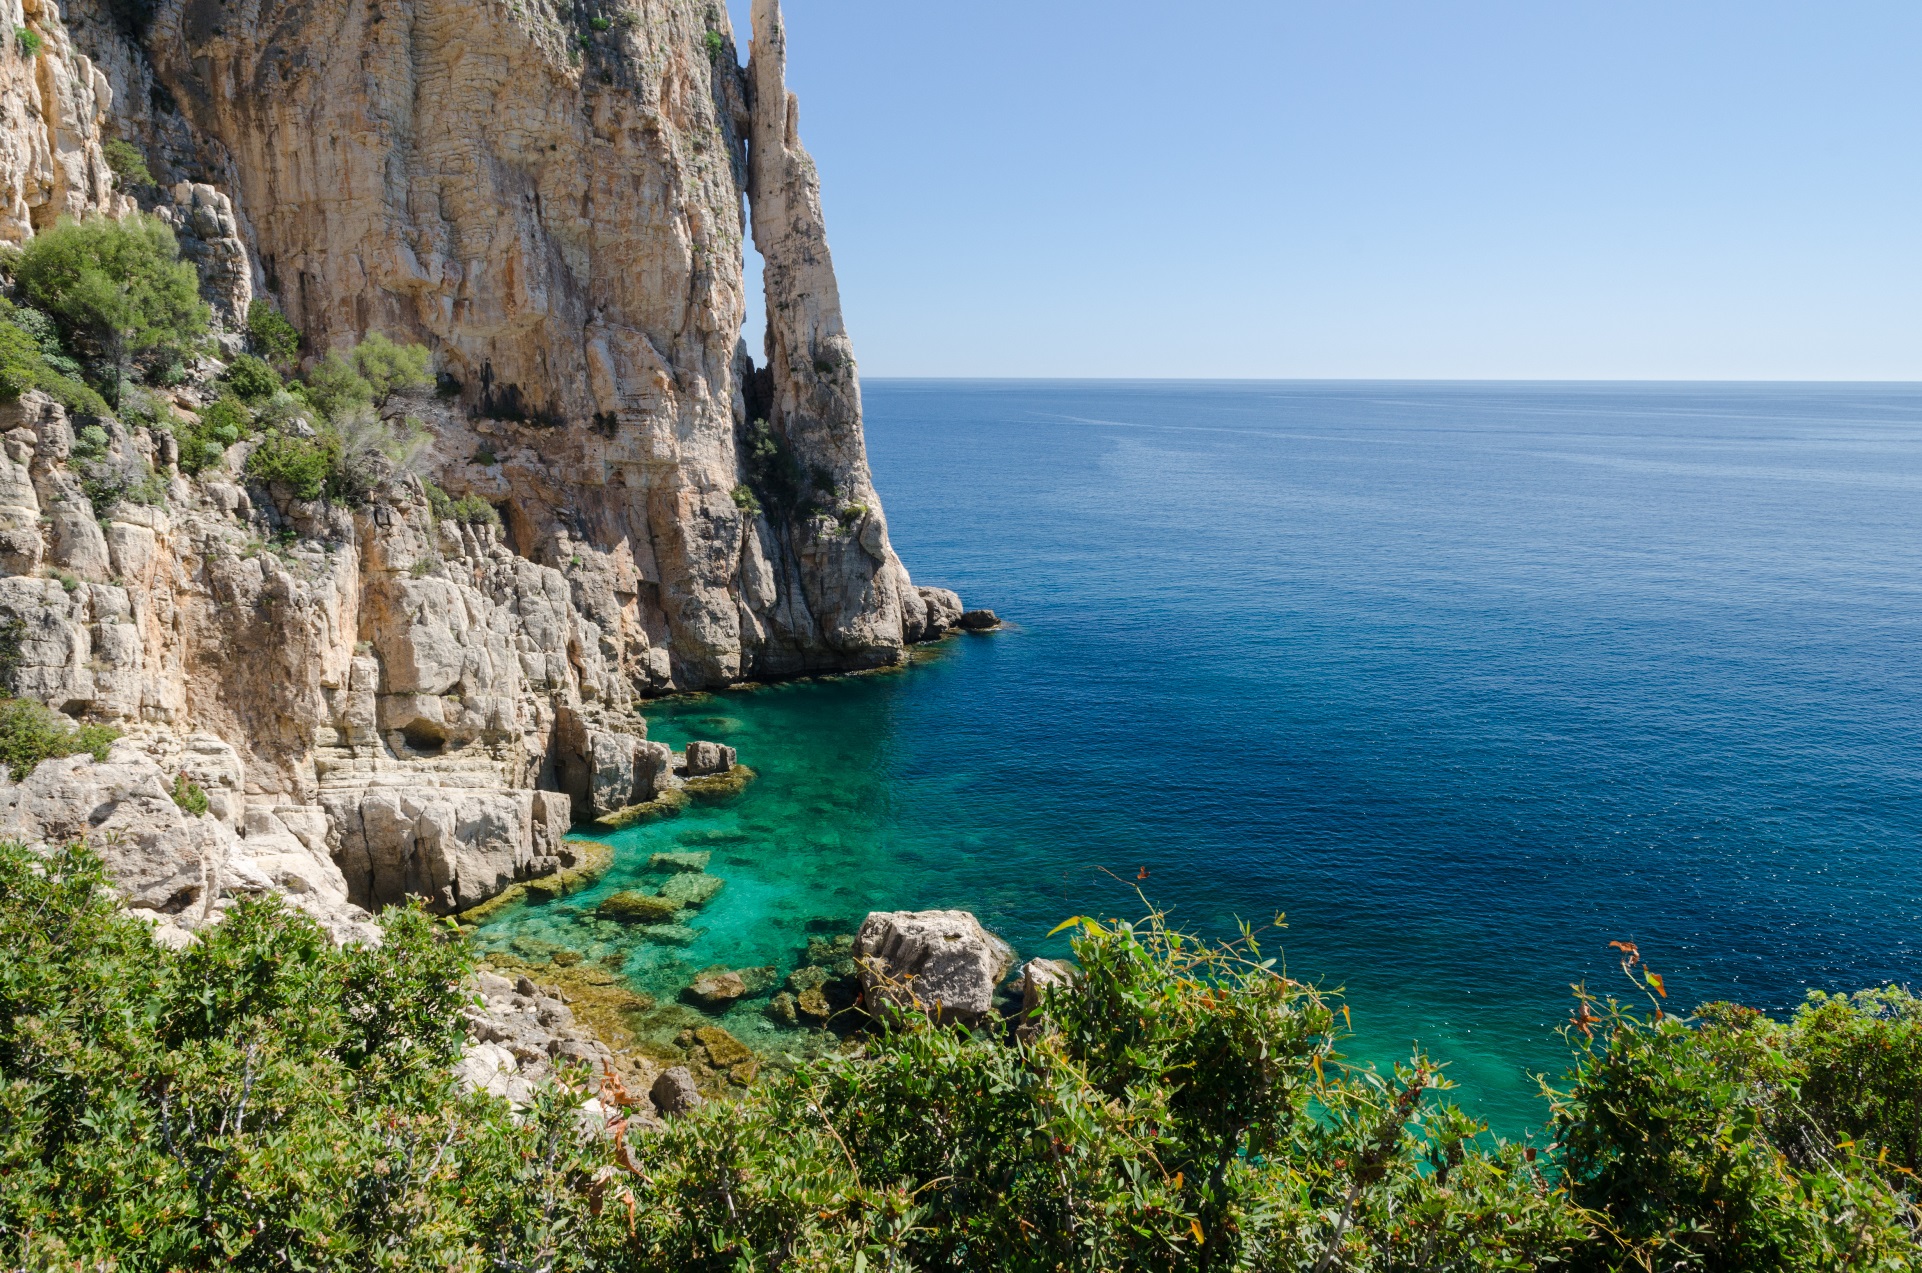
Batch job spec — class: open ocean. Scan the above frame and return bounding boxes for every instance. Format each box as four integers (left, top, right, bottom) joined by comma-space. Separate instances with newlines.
481, 380, 1922, 1135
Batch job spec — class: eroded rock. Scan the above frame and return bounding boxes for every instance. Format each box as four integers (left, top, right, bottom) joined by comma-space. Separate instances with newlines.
854, 910, 1016, 1027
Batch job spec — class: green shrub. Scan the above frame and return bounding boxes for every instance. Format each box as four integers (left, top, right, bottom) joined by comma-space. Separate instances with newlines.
220, 352, 281, 403
1550, 966, 1921, 1272
12, 213, 208, 403
13, 25, 39, 57
300, 350, 373, 420
2, 843, 1917, 1271
0, 696, 119, 779
243, 428, 333, 500
350, 330, 433, 401
169, 771, 209, 815
245, 298, 300, 369
102, 138, 153, 190
589, 15, 611, 31
703, 28, 723, 56
244, 408, 425, 505
730, 482, 761, 515
0, 299, 109, 416
423, 480, 500, 527
174, 391, 252, 475
0, 841, 511, 1270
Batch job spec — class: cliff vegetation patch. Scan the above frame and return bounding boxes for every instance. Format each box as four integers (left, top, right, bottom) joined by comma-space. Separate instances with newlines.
0, 697, 119, 780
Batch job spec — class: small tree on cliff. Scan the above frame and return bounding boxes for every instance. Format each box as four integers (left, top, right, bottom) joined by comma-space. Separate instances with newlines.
10, 213, 209, 404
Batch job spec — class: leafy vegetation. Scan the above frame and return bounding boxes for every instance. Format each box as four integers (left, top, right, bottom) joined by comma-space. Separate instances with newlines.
423, 480, 500, 527
245, 298, 300, 370
237, 334, 433, 504
0, 297, 112, 417
220, 353, 281, 404
103, 138, 154, 191
13, 25, 39, 57
10, 213, 209, 404
175, 391, 252, 476
169, 771, 209, 816
0, 697, 118, 780
242, 428, 333, 500
0, 850, 1915, 1271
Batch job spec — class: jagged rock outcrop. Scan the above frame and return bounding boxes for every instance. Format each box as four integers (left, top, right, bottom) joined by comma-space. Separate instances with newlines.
854, 909, 1016, 1028
60, 0, 956, 689
0, 0, 969, 929
0, 738, 378, 944
0, 0, 131, 241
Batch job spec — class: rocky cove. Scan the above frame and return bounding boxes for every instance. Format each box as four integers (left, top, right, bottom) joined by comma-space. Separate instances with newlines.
0, 0, 1001, 1115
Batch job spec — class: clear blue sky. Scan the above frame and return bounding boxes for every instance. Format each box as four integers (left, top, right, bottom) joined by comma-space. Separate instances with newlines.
728, 2, 1920, 380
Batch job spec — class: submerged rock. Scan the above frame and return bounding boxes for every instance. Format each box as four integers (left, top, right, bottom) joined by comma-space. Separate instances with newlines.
648, 850, 711, 873
682, 963, 776, 1011
682, 765, 757, 802
855, 910, 1016, 1027
598, 890, 682, 924
638, 923, 702, 947
659, 872, 725, 909
766, 991, 799, 1026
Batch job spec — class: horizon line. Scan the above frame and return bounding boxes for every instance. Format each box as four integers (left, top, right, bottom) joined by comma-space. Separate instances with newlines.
858, 375, 1922, 386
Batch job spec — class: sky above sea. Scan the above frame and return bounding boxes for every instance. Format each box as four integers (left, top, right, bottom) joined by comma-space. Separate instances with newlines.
724, 2, 1920, 381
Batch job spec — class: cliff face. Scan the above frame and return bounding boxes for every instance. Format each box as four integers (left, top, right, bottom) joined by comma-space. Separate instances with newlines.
64, 0, 941, 687
0, 0, 962, 928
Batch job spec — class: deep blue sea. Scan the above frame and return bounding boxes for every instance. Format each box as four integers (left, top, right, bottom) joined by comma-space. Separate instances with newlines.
487, 381, 1922, 1135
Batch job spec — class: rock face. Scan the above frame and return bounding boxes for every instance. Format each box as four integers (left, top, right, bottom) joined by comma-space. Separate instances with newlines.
854, 910, 1016, 1027
0, 0, 966, 932
60, 0, 954, 687
0, 738, 377, 945
0, 0, 132, 242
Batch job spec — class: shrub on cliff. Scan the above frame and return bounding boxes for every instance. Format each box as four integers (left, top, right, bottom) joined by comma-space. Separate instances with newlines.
245, 298, 300, 370
103, 138, 155, 191
300, 332, 433, 421
174, 391, 252, 476
0, 697, 119, 779
10, 213, 209, 404
0, 298, 111, 417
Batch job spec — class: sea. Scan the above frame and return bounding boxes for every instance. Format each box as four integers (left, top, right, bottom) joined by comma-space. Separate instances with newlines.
477, 380, 1922, 1136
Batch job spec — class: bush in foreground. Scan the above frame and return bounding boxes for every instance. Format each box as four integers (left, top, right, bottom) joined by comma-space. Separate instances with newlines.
0, 840, 1917, 1270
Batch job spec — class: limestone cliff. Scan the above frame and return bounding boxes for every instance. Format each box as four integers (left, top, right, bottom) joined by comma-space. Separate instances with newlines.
0, 0, 965, 930
62, 0, 945, 686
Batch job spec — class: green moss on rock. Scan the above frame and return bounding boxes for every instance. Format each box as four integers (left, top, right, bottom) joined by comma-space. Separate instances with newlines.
598, 891, 683, 924
658, 871, 724, 910
682, 764, 756, 803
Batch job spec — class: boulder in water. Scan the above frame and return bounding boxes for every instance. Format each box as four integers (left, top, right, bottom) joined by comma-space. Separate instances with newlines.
854, 909, 1016, 1027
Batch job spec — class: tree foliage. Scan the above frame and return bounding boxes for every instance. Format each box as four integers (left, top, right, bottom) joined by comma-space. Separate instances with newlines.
10, 214, 208, 402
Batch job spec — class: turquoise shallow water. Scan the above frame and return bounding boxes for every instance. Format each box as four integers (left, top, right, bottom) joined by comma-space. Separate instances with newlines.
480, 380, 1922, 1135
